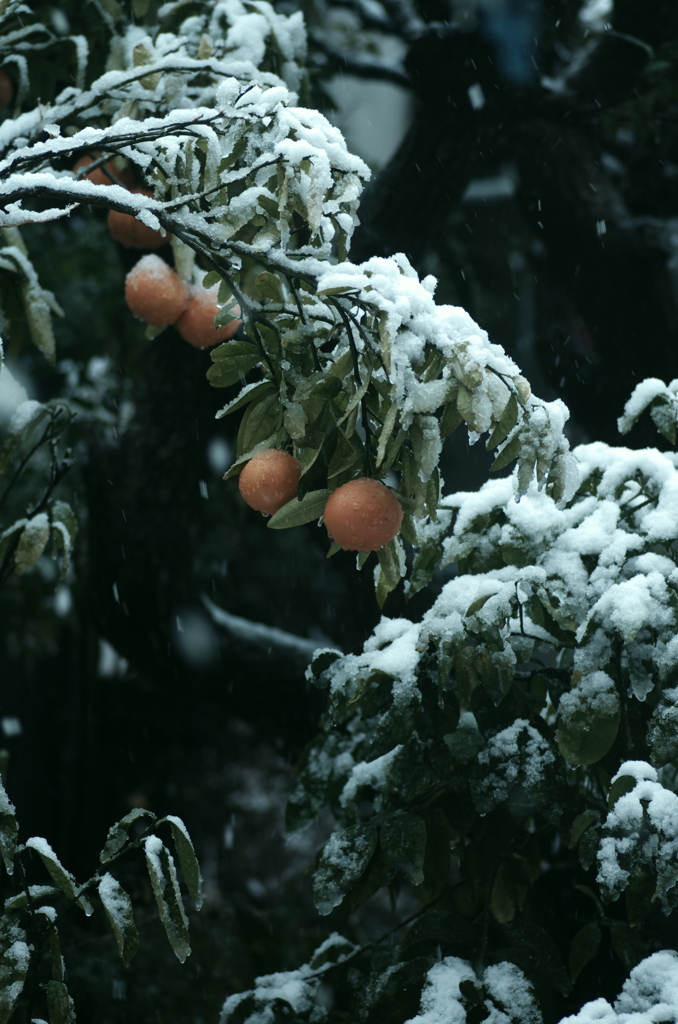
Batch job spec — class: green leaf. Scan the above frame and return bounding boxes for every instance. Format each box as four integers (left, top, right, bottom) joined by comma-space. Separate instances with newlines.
165, 815, 203, 910
50, 502, 77, 585
466, 593, 494, 617
255, 271, 283, 302
376, 541, 402, 608
283, 401, 307, 440
326, 540, 341, 558
569, 811, 599, 849
4, 884, 59, 912
293, 374, 342, 404
490, 435, 521, 472
556, 676, 620, 766
46, 979, 75, 1024
486, 394, 519, 450
202, 270, 221, 288
50, 929, 64, 983
237, 392, 283, 456
569, 922, 601, 984
650, 401, 677, 445
216, 380, 274, 420
98, 873, 139, 967
50, 501, 77, 547
25, 837, 78, 901
313, 822, 378, 916
380, 811, 427, 885
608, 774, 636, 810
214, 306, 240, 328
405, 538, 442, 599
100, 808, 156, 864
0, 779, 17, 874
328, 350, 354, 380
609, 920, 646, 970
267, 489, 330, 529
14, 513, 50, 575
143, 836, 191, 962
440, 401, 463, 438
376, 399, 398, 468
145, 323, 166, 340
222, 428, 288, 480
207, 341, 260, 388
377, 310, 392, 375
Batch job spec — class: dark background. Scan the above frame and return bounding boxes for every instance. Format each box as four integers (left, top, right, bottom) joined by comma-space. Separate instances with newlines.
3, 1, 678, 1020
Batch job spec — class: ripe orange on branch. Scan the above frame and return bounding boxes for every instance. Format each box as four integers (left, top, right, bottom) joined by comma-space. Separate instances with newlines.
238, 449, 302, 516
125, 255, 189, 327
324, 478, 403, 551
107, 189, 168, 249
177, 284, 242, 349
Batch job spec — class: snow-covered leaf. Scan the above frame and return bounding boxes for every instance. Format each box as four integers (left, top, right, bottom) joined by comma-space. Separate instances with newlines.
165, 815, 203, 910
556, 673, 620, 767
14, 513, 49, 575
98, 873, 139, 966
143, 836, 191, 962
313, 822, 378, 916
25, 837, 76, 897
45, 980, 74, 1024
100, 807, 156, 863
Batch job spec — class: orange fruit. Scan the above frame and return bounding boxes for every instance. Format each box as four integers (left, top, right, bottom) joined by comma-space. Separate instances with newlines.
176, 284, 242, 349
125, 255, 189, 327
238, 449, 302, 515
73, 152, 136, 189
0, 70, 13, 110
324, 478, 403, 551
107, 189, 167, 249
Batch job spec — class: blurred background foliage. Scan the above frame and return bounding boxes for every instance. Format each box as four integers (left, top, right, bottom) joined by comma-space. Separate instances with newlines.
3, 0, 678, 1021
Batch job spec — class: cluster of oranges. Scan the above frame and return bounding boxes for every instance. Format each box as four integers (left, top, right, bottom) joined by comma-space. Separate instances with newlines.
0, 68, 402, 553
239, 450, 403, 552
74, 151, 400, 550
74, 152, 241, 348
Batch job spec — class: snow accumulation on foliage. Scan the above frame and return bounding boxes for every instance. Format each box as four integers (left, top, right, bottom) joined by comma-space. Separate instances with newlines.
560, 950, 678, 1024
597, 761, 678, 910
406, 957, 542, 1024
220, 933, 358, 1023
305, 439, 678, 756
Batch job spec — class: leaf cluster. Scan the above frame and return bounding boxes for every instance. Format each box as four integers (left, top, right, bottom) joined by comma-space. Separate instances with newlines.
0, 781, 202, 1023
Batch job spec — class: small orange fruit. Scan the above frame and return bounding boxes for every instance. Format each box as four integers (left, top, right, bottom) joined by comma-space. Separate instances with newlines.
177, 284, 242, 349
324, 478, 403, 551
0, 70, 13, 110
73, 152, 136, 189
107, 189, 167, 249
125, 255, 189, 327
238, 449, 302, 516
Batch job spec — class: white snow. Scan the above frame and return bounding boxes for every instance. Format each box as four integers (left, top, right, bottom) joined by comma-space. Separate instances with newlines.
0, 363, 28, 417
559, 952, 678, 1024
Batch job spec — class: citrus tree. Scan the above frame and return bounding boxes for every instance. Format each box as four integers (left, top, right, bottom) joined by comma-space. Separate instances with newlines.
2, 2, 678, 1023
